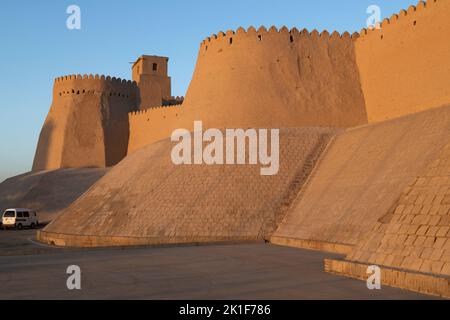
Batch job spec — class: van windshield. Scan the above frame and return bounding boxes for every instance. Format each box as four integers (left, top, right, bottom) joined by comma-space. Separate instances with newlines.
3, 211, 15, 218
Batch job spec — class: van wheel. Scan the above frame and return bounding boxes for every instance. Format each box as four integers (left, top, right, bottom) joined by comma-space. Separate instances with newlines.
30, 223, 35, 229
17, 224, 23, 230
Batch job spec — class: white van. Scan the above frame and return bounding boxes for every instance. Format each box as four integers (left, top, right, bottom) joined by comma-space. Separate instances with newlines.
2, 209, 39, 230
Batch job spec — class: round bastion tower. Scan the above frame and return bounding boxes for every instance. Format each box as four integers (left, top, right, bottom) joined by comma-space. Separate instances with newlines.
32, 75, 139, 170
33, 55, 176, 171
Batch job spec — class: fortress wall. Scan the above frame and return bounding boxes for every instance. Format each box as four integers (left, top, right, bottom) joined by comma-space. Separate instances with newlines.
181, 26, 367, 129
126, 27, 368, 152
128, 104, 183, 154
33, 101, 70, 171
33, 75, 138, 171
355, 0, 450, 123
273, 105, 450, 248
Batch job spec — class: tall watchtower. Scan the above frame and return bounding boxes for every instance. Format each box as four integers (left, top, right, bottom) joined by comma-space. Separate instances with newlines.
132, 55, 172, 109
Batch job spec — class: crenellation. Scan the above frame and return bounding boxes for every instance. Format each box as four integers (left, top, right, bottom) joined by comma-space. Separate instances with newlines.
381, 18, 390, 27
408, 5, 417, 14
54, 74, 136, 86
257, 26, 267, 34
236, 27, 245, 34
52, 73, 139, 103
390, 14, 399, 23
320, 30, 330, 38
351, 32, 359, 39
358, 0, 440, 39
341, 31, 351, 39
128, 103, 182, 118
417, 0, 426, 10
200, 25, 363, 55
310, 29, 319, 38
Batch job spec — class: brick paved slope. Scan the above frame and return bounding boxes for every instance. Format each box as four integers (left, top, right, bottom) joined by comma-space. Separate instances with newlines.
347, 138, 450, 277
273, 105, 450, 248
41, 128, 338, 246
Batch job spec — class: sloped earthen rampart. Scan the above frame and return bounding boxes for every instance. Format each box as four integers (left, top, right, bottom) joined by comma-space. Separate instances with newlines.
38, 128, 339, 247
272, 105, 450, 249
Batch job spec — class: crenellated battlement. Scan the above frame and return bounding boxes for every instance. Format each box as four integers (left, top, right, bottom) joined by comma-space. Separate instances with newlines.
358, 0, 434, 38
129, 103, 182, 117
53, 74, 138, 100
199, 0, 439, 53
162, 96, 184, 106
199, 25, 360, 53
54, 74, 137, 86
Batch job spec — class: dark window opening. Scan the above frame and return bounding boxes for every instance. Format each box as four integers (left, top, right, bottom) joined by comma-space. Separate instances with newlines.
413, 21, 417, 26
3, 211, 15, 218
153, 63, 158, 71
290, 35, 294, 43
229, 37, 233, 44
258, 35, 262, 41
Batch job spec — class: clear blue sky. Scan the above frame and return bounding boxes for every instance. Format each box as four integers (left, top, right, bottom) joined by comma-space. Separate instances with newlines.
0, 0, 419, 182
